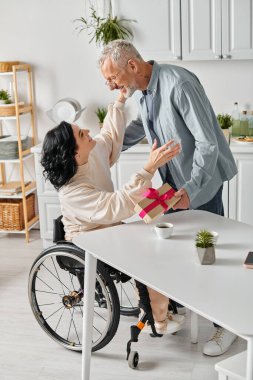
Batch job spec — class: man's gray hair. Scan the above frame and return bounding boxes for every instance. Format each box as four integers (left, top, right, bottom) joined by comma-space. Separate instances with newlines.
99, 40, 143, 68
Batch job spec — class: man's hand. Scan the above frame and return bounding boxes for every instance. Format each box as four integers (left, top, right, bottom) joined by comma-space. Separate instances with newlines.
173, 188, 190, 210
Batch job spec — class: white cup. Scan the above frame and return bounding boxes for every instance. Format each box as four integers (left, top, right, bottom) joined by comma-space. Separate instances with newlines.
210, 230, 219, 245
154, 223, 174, 239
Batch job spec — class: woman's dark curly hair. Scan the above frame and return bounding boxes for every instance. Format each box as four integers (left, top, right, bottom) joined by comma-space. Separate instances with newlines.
41, 121, 77, 191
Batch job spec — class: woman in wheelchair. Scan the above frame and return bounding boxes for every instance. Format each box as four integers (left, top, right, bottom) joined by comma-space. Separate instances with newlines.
29, 92, 183, 358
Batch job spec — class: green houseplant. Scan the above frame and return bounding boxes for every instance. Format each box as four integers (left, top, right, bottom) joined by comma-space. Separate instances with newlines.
75, 4, 135, 46
0, 89, 11, 104
95, 107, 107, 128
195, 229, 215, 265
217, 113, 233, 142
217, 113, 233, 130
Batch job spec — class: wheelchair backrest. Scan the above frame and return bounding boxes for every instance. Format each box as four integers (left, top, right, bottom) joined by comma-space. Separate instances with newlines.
53, 215, 65, 243
52, 215, 131, 281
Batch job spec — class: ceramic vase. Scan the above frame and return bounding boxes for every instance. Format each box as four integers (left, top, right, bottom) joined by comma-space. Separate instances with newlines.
196, 246, 216, 265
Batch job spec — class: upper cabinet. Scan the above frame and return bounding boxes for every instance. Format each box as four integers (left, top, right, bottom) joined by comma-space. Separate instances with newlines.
182, 0, 253, 60
118, 0, 181, 61
118, 0, 253, 61
181, 0, 222, 60
222, 0, 253, 60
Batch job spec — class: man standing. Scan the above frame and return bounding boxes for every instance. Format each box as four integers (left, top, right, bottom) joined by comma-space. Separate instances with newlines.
99, 40, 238, 356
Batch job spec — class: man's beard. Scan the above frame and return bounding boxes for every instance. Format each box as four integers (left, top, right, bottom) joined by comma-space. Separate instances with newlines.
123, 87, 136, 98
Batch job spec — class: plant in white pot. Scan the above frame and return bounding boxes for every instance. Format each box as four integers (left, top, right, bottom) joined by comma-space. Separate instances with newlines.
195, 229, 215, 265
95, 107, 107, 129
217, 113, 233, 143
0, 89, 11, 105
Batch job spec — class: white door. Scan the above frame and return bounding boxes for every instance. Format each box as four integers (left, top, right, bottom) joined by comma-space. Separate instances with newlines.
181, 0, 222, 60
116, 155, 162, 190
229, 153, 253, 226
222, 0, 253, 60
118, 0, 181, 61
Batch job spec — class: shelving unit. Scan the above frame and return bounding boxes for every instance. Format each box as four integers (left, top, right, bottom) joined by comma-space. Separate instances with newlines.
0, 63, 39, 242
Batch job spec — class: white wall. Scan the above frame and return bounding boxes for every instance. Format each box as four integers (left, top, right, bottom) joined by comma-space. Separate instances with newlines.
1, 0, 253, 142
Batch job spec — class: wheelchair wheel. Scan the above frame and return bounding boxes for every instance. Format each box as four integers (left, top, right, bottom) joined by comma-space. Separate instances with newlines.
28, 243, 120, 352
116, 279, 140, 317
128, 351, 139, 369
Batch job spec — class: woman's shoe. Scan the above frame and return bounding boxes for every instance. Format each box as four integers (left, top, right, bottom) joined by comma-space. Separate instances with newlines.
142, 312, 185, 335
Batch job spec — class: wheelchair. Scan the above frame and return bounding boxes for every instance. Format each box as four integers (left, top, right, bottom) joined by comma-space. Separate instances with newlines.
28, 216, 178, 368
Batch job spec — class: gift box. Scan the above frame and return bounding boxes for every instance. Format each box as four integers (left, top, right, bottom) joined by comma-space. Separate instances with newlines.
134, 183, 181, 224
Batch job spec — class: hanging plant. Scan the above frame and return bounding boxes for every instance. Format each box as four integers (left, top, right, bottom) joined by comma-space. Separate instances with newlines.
75, 5, 135, 46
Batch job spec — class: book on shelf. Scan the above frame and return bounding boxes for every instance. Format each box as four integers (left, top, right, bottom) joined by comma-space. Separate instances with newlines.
0, 181, 32, 196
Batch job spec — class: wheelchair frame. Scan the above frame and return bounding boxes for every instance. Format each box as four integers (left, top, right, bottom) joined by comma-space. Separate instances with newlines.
28, 216, 178, 368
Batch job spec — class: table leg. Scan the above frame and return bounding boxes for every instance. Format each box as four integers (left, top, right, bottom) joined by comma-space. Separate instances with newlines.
246, 337, 253, 380
81, 252, 97, 380
190, 311, 199, 344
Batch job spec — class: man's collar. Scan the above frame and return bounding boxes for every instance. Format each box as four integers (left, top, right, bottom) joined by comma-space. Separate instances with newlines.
140, 61, 160, 99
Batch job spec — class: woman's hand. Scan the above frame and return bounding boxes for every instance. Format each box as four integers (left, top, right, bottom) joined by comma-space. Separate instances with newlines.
144, 139, 181, 175
117, 91, 126, 104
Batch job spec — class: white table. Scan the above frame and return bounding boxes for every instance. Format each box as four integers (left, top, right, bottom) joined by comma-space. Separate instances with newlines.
73, 210, 253, 380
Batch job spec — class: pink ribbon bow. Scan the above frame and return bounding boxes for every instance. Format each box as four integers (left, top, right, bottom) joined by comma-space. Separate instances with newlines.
139, 187, 175, 219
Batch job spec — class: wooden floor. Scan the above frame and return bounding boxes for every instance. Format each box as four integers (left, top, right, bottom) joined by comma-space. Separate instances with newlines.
0, 230, 246, 380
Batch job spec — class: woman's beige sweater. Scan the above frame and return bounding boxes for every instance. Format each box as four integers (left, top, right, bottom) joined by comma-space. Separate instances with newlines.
59, 101, 154, 240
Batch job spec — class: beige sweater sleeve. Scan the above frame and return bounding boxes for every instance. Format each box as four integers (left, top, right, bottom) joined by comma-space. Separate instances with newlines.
61, 169, 153, 225
96, 101, 125, 167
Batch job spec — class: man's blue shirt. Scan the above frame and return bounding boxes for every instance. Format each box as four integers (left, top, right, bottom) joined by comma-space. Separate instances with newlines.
123, 61, 237, 209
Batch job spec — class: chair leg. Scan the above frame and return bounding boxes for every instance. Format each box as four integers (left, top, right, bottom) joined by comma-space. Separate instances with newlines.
190, 311, 199, 344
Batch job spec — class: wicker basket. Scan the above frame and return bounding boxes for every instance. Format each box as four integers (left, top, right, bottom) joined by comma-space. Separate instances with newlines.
0, 193, 35, 231
0, 61, 20, 72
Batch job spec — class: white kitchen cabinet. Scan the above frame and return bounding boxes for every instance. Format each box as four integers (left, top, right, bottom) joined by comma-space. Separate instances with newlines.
38, 197, 61, 241
118, 0, 181, 61
112, 147, 163, 223
32, 145, 61, 247
181, 0, 222, 60
181, 0, 253, 60
228, 142, 253, 226
119, 0, 253, 61
222, 0, 253, 60
115, 151, 162, 190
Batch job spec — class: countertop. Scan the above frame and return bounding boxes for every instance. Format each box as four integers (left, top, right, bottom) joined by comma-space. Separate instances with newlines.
31, 140, 253, 155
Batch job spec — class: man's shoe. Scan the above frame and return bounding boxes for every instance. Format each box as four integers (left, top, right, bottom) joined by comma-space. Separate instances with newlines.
203, 327, 237, 356
143, 312, 185, 335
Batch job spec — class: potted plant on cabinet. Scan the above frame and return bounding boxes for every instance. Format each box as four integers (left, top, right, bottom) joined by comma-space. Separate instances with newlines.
195, 229, 215, 265
95, 107, 107, 128
75, 1, 135, 46
217, 113, 233, 143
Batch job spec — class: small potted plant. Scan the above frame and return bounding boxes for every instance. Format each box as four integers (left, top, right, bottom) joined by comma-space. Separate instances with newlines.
75, 3, 135, 46
0, 89, 11, 105
195, 229, 215, 265
95, 107, 107, 128
217, 113, 233, 142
